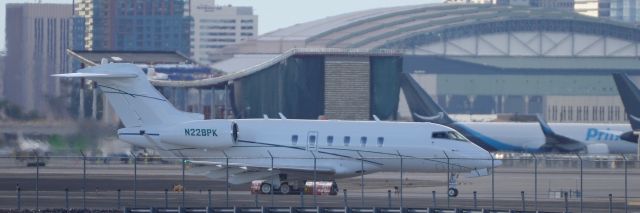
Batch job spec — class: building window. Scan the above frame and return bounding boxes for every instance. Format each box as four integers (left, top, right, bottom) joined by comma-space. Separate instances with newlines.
327, 136, 334, 146
568, 106, 573, 121
600, 106, 605, 121
344, 136, 350, 146
592, 106, 598, 121
583, 106, 589, 121
577, 107, 582, 121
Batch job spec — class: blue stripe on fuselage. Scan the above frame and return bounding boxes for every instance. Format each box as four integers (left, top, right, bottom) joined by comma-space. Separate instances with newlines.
452, 122, 540, 153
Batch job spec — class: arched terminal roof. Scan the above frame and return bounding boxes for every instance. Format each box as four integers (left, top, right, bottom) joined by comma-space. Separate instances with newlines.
225, 3, 640, 53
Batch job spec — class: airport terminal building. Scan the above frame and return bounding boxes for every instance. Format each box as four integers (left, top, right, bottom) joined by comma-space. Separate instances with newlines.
72, 4, 640, 124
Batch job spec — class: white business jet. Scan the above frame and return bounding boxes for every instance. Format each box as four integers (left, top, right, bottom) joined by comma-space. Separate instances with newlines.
54, 63, 495, 197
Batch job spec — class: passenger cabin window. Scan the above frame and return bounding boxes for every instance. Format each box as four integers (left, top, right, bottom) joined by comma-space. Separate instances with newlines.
377, 137, 384, 147
309, 135, 316, 146
360, 137, 367, 147
291, 135, 298, 145
344, 136, 351, 146
431, 131, 469, 142
327, 136, 334, 146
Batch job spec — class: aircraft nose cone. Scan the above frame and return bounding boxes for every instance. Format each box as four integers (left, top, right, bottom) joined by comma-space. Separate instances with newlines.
472, 147, 499, 169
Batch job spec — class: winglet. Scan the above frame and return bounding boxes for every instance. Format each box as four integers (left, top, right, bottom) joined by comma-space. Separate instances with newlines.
278, 112, 287, 119
535, 114, 556, 136
535, 114, 586, 152
372, 115, 381, 122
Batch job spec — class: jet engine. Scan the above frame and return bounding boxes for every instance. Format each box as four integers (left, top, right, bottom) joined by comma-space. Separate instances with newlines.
160, 120, 239, 150
586, 143, 610, 154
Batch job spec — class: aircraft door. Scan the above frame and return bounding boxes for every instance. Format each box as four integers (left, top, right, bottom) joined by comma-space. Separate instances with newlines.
307, 131, 318, 151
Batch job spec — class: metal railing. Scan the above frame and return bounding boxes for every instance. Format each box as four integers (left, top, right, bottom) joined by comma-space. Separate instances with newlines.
0, 153, 637, 212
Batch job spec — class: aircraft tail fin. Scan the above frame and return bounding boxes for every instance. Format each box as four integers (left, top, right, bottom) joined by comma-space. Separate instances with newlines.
399, 73, 454, 124
54, 63, 203, 127
612, 73, 640, 130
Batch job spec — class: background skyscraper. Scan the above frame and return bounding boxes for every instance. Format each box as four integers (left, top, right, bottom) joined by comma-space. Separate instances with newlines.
74, 0, 190, 53
4, 3, 73, 117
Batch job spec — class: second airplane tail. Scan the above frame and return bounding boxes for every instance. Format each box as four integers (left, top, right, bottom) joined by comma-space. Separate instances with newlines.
612, 73, 640, 142
613, 73, 640, 130
399, 73, 454, 124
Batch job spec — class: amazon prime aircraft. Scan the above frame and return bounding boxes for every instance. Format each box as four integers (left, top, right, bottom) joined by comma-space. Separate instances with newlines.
54, 63, 495, 197
401, 73, 635, 154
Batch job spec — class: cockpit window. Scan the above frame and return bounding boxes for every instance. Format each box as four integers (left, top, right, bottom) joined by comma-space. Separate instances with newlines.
431, 131, 469, 142
432, 132, 448, 139
447, 131, 468, 141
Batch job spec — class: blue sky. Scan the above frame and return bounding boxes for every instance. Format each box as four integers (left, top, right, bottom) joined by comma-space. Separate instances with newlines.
1, 0, 441, 51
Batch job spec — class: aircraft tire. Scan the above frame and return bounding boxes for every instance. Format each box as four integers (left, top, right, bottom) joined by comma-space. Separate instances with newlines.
448, 188, 458, 197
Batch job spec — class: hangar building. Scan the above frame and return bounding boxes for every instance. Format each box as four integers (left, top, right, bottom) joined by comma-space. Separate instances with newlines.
72, 4, 640, 123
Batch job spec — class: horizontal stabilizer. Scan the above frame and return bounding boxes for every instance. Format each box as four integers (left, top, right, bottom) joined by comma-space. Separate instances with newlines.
52, 73, 137, 79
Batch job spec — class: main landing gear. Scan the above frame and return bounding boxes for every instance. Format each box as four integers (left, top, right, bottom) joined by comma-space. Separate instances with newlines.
448, 173, 459, 197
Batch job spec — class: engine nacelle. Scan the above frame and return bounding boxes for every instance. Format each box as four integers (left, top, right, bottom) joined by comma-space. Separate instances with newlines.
586, 143, 610, 154
160, 120, 238, 150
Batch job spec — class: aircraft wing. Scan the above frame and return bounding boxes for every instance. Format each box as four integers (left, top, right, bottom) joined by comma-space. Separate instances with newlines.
52, 72, 137, 79
188, 160, 335, 184
536, 114, 586, 152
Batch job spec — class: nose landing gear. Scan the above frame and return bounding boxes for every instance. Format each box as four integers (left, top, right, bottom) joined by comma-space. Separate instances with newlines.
448, 173, 459, 197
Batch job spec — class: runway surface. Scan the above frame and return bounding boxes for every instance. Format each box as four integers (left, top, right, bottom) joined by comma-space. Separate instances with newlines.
0, 159, 639, 212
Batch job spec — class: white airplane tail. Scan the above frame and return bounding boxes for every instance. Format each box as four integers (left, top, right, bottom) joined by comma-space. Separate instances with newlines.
54, 63, 203, 127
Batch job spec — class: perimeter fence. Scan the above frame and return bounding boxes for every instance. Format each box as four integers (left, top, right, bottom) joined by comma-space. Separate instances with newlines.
0, 153, 638, 212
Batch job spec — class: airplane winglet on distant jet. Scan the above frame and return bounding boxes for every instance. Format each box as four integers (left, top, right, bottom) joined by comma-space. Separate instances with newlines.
535, 114, 586, 153
612, 73, 640, 143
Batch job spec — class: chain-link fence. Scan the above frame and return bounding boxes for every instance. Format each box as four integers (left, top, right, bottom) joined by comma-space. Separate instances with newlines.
0, 154, 637, 212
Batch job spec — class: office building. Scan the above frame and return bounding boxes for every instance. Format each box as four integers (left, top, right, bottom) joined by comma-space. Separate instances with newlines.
187, 0, 257, 65
4, 3, 73, 116
74, 0, 190, 53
